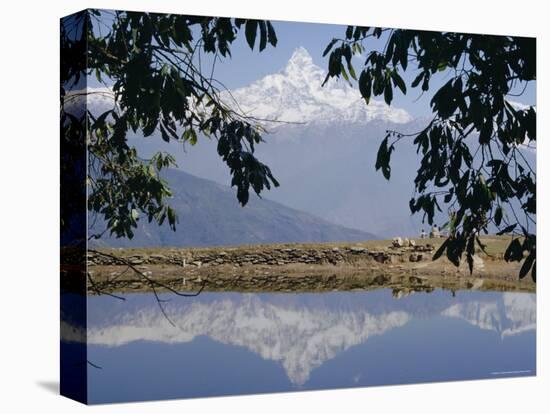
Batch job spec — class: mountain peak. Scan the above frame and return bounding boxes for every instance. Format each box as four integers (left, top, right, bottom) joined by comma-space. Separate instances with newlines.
226, 45, 413, 126
283, 47, 322, 84
287, 47, 314, 67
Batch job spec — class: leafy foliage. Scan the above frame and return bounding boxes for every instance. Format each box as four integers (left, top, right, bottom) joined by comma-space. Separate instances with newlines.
61, 10, 279, 240
324, 28, 536, 281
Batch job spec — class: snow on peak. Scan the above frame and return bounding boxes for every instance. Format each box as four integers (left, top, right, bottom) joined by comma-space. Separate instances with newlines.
224, 47, 412, 126
287, 46, 315, 68
63, 47, 413, 128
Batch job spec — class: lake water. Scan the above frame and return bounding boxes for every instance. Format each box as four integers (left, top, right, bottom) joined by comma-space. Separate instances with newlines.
62, 288, 536, 404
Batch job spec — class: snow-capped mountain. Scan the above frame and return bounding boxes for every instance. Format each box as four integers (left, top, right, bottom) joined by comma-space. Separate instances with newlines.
65, 47, 412, 126
225, 47, 412, 126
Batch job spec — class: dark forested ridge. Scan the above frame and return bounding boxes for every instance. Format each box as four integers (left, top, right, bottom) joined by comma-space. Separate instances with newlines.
90, 168, 378, 248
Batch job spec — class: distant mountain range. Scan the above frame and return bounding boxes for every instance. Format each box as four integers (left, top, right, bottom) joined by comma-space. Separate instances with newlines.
75, 47, 535, 242
90, 168, 377, 248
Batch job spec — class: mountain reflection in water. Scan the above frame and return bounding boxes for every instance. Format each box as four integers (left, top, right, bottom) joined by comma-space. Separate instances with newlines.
62, 288, 536, 403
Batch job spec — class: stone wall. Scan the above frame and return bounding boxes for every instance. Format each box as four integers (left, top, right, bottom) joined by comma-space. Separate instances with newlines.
88, 243, 435, 268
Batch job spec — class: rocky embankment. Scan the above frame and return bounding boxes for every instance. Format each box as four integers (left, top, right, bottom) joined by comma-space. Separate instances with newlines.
87, 240, 434, 268
65, 239, 536, 295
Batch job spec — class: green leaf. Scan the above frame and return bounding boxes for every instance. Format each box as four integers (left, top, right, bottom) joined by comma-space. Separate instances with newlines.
266, 21, 277, 46
497, 224, 517, 235
375, 136, 393, 180
159, 123, 170, 142
183, 128, 197, 145
504, 238, 523, 262
432, 238, 449, 261
92, 110, 113, 129
383, 81, 393, 105
166, 207, 177, 230
391, 71, 407, 94
411, 72, 424, 88
519, 251, 535, 279
375, 137, 388, 169
245, 20, 258, 50
421, 73, 430, 91
340, 64, 350, 82
323, 38, 338, 57
446, 241, 461, 267
466, 252, 474, 274
479, 120, 493, 144
258, 21, 267, 51
358, 70, 371, 103
347, 62, 357, 80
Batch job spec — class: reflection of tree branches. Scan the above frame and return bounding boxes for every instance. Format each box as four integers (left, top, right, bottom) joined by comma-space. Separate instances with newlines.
72, 359, 103, 370
87, 360, 103, 370
88, 249, 205, 327
86, 271, 126, 301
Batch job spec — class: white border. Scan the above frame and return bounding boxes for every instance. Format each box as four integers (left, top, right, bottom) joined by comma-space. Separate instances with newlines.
0, 1, 546, 413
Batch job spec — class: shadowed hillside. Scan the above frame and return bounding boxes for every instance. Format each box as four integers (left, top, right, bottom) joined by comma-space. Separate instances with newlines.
90, 168, 377, 248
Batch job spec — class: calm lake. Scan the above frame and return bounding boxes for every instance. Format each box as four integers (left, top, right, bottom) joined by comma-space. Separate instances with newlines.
62, 288, 536, 404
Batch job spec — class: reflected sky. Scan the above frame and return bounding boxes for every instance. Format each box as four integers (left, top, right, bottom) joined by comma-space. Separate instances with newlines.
63, 289, 536, 404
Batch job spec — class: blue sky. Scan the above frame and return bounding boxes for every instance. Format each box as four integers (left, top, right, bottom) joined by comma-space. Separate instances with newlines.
88, 10, 536, 119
